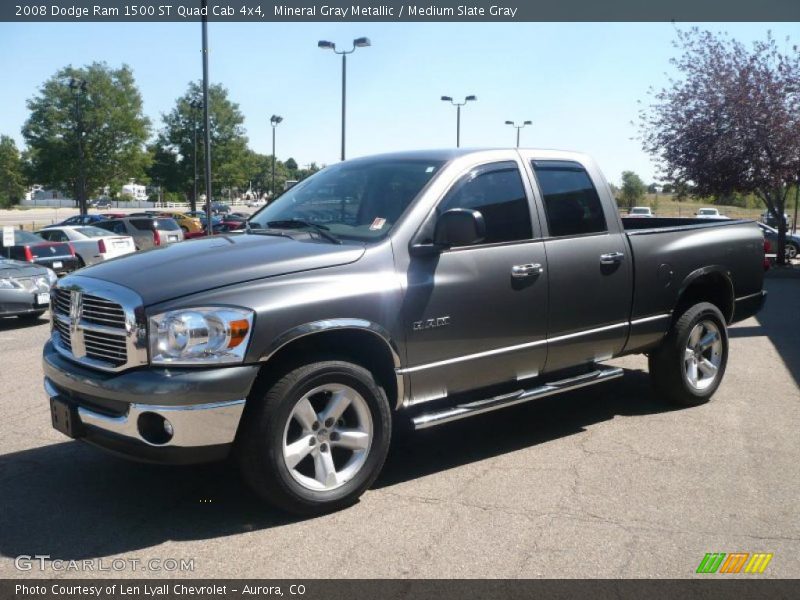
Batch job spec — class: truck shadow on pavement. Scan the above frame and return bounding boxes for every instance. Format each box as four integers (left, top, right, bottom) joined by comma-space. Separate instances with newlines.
728, 277, 800, 389
0, 369, 678, 563
0, 315, 48, 331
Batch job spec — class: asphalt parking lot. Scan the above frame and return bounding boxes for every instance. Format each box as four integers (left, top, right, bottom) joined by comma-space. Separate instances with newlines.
0, 274, 798, 579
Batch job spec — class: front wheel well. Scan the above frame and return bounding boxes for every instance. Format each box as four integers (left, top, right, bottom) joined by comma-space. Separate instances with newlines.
248, 329, 400, 410
674, 271, 734, 324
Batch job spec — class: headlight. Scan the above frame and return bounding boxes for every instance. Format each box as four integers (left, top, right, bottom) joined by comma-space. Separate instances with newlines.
45, 268, 58, 286
33, 275, 49, 291
0, 278, 20, 290
149, 307, 254, 365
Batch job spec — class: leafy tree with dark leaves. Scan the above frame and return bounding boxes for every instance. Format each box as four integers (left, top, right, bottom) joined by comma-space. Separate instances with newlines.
23, 63, 151, 206
640, 29, 800, 264
0, 136, 27, 208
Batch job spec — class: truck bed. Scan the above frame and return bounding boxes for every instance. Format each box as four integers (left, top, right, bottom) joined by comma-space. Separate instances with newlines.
620, 217, 765, 353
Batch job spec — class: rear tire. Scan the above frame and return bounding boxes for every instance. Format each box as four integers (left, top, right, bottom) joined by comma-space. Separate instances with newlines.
648, 302, 728, 407
238, 360, 391, 516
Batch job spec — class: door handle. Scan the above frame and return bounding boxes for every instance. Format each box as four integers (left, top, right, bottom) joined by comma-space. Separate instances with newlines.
600, 252, 625, 265
511, 263, 544, 278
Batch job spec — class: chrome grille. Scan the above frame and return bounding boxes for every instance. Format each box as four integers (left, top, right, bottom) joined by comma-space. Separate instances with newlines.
53, 316, 72, 350
82, 294, 126, 328
50, 276, 148, 372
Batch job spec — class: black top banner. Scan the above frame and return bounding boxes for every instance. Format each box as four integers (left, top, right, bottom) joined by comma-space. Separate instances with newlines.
3, 0, 800, 22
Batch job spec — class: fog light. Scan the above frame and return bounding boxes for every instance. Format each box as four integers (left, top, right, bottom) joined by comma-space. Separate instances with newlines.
137, 412, 174, 445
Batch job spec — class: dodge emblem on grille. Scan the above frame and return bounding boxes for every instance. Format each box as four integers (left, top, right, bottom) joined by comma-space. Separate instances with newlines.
69, 290, 86, 358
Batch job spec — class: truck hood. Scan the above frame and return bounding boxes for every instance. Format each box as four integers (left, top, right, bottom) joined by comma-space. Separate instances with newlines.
76, 233, 366, 305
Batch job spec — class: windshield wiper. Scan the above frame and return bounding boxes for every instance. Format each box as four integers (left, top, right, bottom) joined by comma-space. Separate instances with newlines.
266, 220, 341, 245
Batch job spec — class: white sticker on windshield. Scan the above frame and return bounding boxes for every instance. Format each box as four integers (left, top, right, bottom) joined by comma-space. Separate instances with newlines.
425, 166, 435, 173
370, 217, 387, 231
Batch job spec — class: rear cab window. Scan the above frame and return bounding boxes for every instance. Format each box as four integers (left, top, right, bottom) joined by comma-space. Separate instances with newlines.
532, 160, 607, 237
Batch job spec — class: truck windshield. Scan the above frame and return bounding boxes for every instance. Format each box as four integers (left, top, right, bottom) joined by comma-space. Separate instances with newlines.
249, 159, 444, 242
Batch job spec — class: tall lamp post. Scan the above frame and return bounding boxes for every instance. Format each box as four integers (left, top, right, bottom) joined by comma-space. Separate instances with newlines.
441, 95, 476, 148
189, 99, 203, 212
504, 120, 532, 148
270, 115, 283, 201
318, 37, 371, 161
69, 78, 88, 215
201, 0, 213, 235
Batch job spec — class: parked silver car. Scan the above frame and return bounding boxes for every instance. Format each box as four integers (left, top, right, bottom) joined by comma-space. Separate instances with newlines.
0, 257, 57, 322
93, 216, 183, 251
35, 226, 136, 267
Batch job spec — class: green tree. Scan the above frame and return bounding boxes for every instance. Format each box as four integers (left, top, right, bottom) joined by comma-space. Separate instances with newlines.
22, 62, 151, 206
243, 150, 290, 196
620, 171, 646, 210
0, 136, 27, 208
153, 81, 250, 206
296, 162, 322, 181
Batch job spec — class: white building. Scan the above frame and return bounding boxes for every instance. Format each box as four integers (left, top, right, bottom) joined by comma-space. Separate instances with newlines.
121, 181, 148, 201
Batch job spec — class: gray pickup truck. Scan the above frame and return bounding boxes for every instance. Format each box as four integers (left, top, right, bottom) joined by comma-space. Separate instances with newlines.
43, 149, 766, 515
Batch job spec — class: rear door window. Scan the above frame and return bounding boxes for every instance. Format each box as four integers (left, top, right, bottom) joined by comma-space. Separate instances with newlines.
533, 160, 607, 237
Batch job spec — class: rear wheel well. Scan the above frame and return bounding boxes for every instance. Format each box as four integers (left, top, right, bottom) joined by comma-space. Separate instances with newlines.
248, 329, 399, 410
674, 272, 734, 324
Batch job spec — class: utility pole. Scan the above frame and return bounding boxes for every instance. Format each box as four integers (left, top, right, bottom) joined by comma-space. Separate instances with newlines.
201, 0, 213, 235
441, 95, 477, 147
318, 37, 371, 161
270, 115, 283, 201
69, 78, 88, 215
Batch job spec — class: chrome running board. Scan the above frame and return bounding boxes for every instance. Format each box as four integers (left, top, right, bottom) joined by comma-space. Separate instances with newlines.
411, 366, 624, 430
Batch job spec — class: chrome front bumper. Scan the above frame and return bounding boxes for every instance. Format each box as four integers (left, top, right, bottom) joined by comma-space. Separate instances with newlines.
42, 340, 260, 464
44, 378, 245, 449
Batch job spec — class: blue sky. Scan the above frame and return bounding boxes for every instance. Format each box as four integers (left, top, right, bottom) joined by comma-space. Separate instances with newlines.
0, 21, 796, 184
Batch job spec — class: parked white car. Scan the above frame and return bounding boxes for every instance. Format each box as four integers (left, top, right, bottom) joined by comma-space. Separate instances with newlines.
35, 226, 136, 267
246, 198, 267, 208
628, 206, 654, 218
695, 208, 729, 219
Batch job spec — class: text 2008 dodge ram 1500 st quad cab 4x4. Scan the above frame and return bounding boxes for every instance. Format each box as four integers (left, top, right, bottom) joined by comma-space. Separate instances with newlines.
43, 149, 766, 514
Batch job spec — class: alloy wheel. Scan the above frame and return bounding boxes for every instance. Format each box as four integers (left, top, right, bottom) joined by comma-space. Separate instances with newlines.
683, 320, 723, 391
282, 384, 373, 491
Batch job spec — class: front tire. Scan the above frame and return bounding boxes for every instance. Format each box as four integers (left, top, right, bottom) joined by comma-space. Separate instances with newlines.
238, 360, 391, 515
648, 302, 728, 407
786, 242, 798, 260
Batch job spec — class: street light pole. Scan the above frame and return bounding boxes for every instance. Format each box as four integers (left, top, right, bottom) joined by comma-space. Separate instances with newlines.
201, 0, 213, 236
318, 37, 371, 161
504, 120, 532, 148
69, 78, 88, 215
189, 100, 202, 213
441, 95, 477, 148
270, 115, 283, 201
